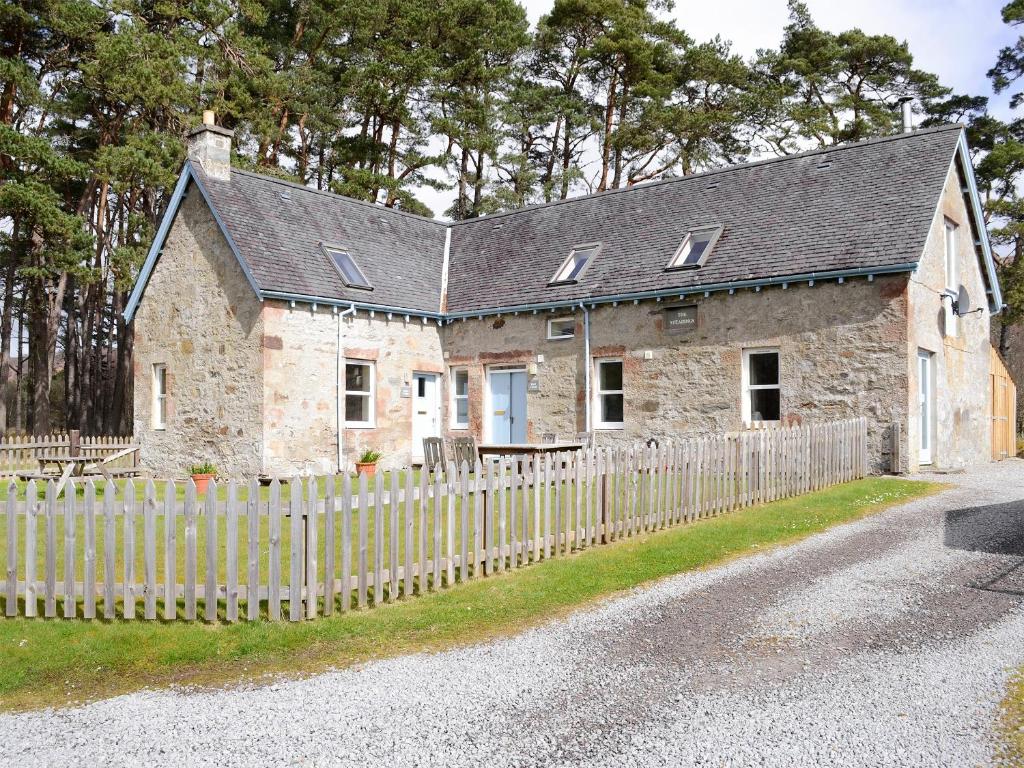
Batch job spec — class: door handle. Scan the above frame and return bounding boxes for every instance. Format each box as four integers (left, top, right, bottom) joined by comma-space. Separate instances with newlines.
494, 409, 506, 416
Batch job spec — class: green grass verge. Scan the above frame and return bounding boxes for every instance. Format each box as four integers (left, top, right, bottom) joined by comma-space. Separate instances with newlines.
999, 669, 1024, 765
0, 477, 942, 712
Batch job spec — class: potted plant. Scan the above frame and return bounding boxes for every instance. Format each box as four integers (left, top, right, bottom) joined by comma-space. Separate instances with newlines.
355, 449, 382, 478
189, 462, 217, 494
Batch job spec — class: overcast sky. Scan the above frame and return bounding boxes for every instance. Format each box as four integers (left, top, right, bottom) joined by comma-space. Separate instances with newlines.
419, 0, 1019, 216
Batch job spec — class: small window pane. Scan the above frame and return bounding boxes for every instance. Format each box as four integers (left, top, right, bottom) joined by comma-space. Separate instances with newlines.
549, 318, 575, 338
324, 246, 372, 289
346, 363, 369, 392
682, 237, 710, 266
345, 394, 369, 423
750, 389, 780, 422
601, 393, 624, 423
749, 353, 778, 386
599, 360, 622, 391
417, 377, 426, 397
553, 245, 599, 283
456, 398, 469, 424
455, 370, 468, 397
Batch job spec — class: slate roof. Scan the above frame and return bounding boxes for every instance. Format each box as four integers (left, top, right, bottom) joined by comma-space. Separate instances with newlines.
445, 125, 964, 313
196, 167, 448, 313
184, 125, 969, 316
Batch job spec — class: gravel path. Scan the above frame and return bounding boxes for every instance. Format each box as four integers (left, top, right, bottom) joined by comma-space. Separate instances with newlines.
3, 462, 1024, 767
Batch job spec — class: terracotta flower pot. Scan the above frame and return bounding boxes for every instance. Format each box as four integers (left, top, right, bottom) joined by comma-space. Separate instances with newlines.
355, 461, 378, 477
191, 473, 215, 495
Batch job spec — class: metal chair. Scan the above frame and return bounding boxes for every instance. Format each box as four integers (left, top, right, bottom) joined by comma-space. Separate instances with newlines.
451, 436, 477, 468
422, 437, 445, 474
541, 432, 558, 444
575, 432, 594, 449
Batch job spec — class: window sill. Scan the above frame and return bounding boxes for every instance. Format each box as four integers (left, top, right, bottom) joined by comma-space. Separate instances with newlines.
594, 424, 624, 431
344, 423, 375, 430
546, 335, 575, 341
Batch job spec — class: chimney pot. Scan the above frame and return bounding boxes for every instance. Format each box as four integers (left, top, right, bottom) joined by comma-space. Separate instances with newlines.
202, 109, 215, 126
899, 98, 914, 134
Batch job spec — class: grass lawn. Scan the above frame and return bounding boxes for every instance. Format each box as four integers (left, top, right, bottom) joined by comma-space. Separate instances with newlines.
0, 476, 942, 712
999, 669, 1024, 764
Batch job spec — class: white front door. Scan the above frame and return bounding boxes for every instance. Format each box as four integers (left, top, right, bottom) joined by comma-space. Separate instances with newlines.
411, 373, 440, 460
918, 350, 933, 465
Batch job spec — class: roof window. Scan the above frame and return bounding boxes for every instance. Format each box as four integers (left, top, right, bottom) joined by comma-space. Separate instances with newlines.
665, 226, 722, 271
322, 244, 372, 290
550, 243, 601, 285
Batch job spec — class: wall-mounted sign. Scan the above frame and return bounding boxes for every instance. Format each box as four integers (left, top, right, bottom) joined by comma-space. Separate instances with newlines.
399, 385, 412, 398
528, 377, 540, 393
664, 304, 698, 334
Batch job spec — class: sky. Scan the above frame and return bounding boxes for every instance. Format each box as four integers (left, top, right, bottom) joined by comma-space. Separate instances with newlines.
420, 0, 1020, 216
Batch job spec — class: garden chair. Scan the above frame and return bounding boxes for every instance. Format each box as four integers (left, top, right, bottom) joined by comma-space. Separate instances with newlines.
451, 436, 477, 468
422, 437, 445, 474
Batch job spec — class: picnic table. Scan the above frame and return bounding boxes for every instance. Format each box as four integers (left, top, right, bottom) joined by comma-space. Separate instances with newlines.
476, 442, 583, 458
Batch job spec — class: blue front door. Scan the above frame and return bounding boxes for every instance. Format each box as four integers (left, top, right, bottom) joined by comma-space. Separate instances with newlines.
490, 370, 527, 444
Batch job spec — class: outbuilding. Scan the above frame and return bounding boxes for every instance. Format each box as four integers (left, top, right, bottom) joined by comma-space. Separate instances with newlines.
126, 115, 1004, 477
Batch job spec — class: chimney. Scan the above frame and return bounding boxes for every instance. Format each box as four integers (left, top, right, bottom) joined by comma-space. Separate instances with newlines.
187, 110, 233, 181
899, 98, 914, 134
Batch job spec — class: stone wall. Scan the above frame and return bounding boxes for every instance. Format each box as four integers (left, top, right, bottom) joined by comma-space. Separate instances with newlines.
261, 304, 444, 475
442, 275, 911, 473
907, 162, 993, 470
132, 187, 265, 477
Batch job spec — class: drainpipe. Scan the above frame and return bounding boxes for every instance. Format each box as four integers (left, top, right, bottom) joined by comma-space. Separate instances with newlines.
336, 304, 357, 473
580, 303, 591, 433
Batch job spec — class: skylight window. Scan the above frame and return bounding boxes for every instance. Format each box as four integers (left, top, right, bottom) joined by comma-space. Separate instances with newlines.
666, 227, 722, 271
322, 244, 372, 290
550, 243, 601, 285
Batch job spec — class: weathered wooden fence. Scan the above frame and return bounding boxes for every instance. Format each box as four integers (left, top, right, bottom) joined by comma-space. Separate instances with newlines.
0, 418, 867, 622
0, 433, 137, 476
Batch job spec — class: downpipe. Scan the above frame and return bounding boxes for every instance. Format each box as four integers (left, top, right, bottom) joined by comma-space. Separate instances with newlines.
336, 304, 357, 473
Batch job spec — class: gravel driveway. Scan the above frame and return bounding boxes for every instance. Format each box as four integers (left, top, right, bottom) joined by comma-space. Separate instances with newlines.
3, 461, 1024, 767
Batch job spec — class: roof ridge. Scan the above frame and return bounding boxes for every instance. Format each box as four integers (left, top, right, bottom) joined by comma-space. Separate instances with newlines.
446, 123, 965, 229
225, 165, 449, 228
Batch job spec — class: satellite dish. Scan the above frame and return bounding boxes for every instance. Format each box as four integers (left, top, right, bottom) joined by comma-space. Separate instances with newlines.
953, 285, 971, 316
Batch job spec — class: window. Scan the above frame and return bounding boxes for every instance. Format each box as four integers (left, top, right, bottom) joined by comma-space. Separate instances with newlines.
550, 243, 600, 285
666, 226, 722, 270
152, 364, 167, 430
742, 349, 780, 424
344, 361, 374, 427
322, 244, 372, 290
451, 368, 469, 429
547, 317, 576, 340
595, 358, 624, 429
944, 219, 958, 337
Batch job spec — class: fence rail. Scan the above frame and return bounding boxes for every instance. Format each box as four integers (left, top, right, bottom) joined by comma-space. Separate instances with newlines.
0, 418, 867, 622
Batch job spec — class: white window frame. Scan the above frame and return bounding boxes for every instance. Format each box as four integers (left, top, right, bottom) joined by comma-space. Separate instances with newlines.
152, 363, 167, 430
549, 242, 601, 285
943, 219, 959, 337
665, 225, 723, 270
450, 367, 469, 429
594, 357, 624, 430
547, 317, 576, 340
741, 348, 781, 426
343, 359, 375, 428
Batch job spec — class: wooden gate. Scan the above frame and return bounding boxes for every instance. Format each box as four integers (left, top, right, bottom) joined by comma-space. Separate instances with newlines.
991, 346, 1017, 460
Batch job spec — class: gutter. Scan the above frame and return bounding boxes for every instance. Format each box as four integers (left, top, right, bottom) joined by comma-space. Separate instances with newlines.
443, 262, 919, 321
336, 303, 357, 473
260, 290, 445, 322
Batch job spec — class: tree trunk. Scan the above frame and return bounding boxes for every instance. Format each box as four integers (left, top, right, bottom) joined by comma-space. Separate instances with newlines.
597, 70, 618, 193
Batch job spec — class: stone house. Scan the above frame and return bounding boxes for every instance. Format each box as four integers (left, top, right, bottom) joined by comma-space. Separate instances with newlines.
126, 114, 1003, 477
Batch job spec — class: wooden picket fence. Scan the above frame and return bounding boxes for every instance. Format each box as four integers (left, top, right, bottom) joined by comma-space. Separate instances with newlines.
0, 433, 137, 475
0, 417, 867, 622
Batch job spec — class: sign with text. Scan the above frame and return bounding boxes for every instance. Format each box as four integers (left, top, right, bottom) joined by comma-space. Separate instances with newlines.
664, 304, 698, 334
